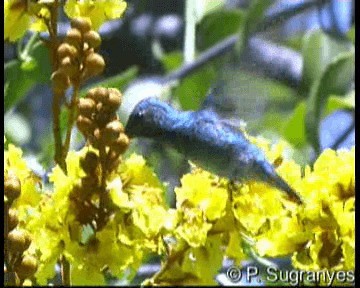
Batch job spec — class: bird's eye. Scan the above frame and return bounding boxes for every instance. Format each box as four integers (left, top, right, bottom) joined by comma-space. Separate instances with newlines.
138, 110, 145, 118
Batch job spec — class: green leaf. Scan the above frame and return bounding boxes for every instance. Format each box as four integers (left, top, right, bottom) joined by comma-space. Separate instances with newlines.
4, 41, 52, 112
235, 0, 273, 55
4, 60, 36, 112
79, 66, 138, 98
301, 30, 352, 92
347, 25, 355, 44
326, 91, 355, 115
197, 9, 244, 50
161, 51, 183, 73
174, 64, 216, 110
305, 51, 354, 153
282, 101, 307, 148
243, 0, 273, 36
29, 41, 52, 83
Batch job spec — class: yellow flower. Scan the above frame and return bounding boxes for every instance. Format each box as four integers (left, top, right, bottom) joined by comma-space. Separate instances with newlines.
64, 0, 127, 30
4, 142, 41, 220
175, 208, 212, 248
4, 0, 50, 42
175, 169, 228, 221
251, 145, 355, 271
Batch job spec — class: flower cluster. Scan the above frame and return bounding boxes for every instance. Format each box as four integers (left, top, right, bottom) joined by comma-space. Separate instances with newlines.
149, 138, 355, 285
4, 0, 127, 42
4, 0, 50, 42
64, 0, 127, 30
24, 147, 169, 285
4, 139, 41, 285
52, 18, 105, 93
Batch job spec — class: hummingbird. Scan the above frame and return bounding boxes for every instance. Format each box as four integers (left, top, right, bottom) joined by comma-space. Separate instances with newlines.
125, 97, 303, 204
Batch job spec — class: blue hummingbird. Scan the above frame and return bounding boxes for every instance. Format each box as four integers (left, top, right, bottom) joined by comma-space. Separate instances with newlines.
125, 97, 303, 204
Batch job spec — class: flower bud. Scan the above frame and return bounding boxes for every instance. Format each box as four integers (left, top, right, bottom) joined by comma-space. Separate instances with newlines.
71, 18, 92, 34
5, 174, 21, 202
23, 231, 32, 251
51, 70, 70, 92
111, 133, 130, 154
78, 98, 96, 117
65, 28, 82, 48
15, 255, 38, 280
59, 57, 78, 78
57, 43, 78, 60
84, 53, 105, 78
105, 88, 122, 110
8, 209, 19, 232
102, 121, 123, 144
93, 128, 101, 141
8, 230, 27, 253
81, 175, 99, 191
87, 87, 109, 103
80, 151, 99, 174
83, 30, 101, 49
76, 115, 94, 135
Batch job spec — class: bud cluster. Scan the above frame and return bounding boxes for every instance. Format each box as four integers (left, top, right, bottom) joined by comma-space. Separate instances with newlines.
76, 87, 130, 171
51, 17, 105, 93
69, 151, 110, 231
4, 173, 38, 282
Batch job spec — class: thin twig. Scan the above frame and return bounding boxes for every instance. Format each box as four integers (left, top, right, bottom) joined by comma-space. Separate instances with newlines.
52, 90, 66, 170
63, 83, 80, 162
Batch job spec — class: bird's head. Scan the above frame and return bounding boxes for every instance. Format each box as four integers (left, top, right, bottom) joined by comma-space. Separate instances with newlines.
125, 97, 175, 138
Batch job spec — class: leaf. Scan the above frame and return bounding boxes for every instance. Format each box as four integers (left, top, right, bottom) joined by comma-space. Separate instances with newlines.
79, 66, 138, 98
347, 25, 355, 44
161, 51, 183, 73
300, 30, 352, 92
4, 60, 36, 112
235, 0, 273, 55
282, 101, 307, 148
305, 51, 354, 153
174, 64, 216, 111
326, 91, 355, 115
194, 0, 226, 23
4, 41, 52, 112
29, 41, 52, 83
197, 9, 244, 50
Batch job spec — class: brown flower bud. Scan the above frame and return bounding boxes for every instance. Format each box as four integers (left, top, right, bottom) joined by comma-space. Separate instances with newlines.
15, 255, 38, 280
102, 121, 123, 145
105, 88, 122, 110
70, 18, 92, 34
23, 231, 32, 251
8, 209, 19, 232
84, 53, 105, 78
8, 230, 27, 253
83, 30, 101, 49
93, 128, 101, 141
5, 174, 21, 202
81, 175, 99, 191
111, 133, 130, 154
65, 28, 82, 48
80, 151, 99, 174
57, 43, 78, 60
51, 70, 70, 92
78, 98, 96, 117
59, 56, 78, 78
76, 115, 94, 135
87, 87, 108, 103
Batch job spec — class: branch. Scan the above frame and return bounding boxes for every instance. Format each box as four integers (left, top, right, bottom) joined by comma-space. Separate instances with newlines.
163, 0, 328, 86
